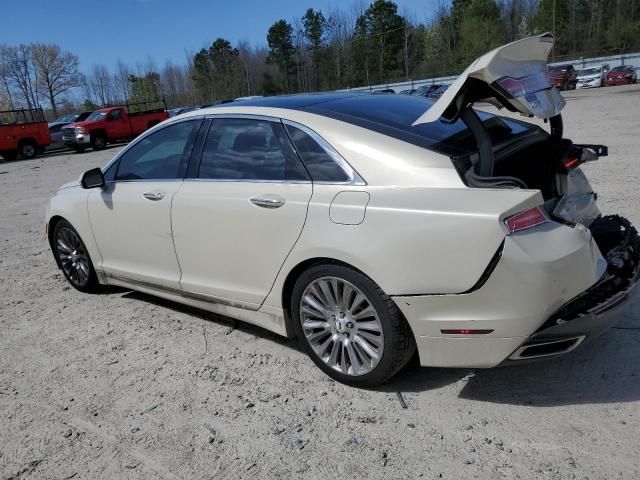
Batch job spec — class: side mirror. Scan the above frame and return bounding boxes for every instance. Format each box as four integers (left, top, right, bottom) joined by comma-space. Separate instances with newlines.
81, 167, 105, 189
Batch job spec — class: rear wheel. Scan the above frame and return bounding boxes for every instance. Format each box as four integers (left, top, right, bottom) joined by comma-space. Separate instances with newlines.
291, 264, 416, 387
19, 141, 37, 159
91, 134, 107, 151
52, 220, 99, 293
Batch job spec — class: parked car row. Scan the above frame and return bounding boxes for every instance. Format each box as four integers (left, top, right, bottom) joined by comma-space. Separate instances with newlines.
548, 63, 637, 90
0, 100, 169, 160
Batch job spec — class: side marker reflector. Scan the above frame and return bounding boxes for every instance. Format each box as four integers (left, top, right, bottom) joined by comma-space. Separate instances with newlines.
440, 329, 494, 335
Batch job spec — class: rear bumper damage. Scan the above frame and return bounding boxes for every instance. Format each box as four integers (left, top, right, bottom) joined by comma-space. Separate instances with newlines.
506, 215, 639, 361
393, 215, 639, 368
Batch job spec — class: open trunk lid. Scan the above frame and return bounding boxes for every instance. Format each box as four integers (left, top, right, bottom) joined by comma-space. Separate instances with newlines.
413, 33, 565, 125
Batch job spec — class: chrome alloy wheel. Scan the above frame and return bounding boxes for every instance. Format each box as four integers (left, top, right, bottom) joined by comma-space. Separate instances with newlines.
299, 276, 384, 376
56, 227, 90, 286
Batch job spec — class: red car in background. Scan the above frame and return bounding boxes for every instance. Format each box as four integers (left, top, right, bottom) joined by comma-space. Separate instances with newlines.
605, 65, 637, 86
62, 100, 168, 153
0, 108, 50, 160
547, 64, 577, 90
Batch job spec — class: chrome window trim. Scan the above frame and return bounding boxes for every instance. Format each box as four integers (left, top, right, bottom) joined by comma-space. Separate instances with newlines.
203, 113, 281, 123
100, 115, 205, 178
104, 178, 184, 185
183, 178, 311, 185
281, 119, 366, 186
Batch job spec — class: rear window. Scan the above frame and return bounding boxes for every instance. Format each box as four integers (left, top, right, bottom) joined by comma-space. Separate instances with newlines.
307, 94, 533, 156
611, 66, 632, 72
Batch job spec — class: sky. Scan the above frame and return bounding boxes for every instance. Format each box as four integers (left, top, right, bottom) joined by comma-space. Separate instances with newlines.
2, 0, 441, 73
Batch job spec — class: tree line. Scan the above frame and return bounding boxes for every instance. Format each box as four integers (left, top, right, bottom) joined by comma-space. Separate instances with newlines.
2, 0, 640, 117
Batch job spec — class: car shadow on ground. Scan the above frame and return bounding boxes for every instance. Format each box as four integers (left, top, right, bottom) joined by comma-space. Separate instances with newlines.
121, 290, 299, 351
383, 312, 640, 406
119, 289, 640, 407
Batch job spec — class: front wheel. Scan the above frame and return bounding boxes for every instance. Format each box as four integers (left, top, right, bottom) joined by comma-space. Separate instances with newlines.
291, 264, 416, 387
91, 134, 107, 151
52, 220, 99, 292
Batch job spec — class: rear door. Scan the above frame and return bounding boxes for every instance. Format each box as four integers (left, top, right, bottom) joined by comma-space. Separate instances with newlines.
171, 116, 312, 309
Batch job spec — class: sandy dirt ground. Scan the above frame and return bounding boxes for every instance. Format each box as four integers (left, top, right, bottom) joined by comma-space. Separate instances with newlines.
1, 84, 639, 480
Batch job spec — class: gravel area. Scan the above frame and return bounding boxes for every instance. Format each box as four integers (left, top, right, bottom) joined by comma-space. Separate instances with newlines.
1, 84, 639, 479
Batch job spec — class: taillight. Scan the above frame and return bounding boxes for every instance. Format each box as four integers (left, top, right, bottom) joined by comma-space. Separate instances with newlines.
504, 207, 548, 233
496, 71, 550, 97
563, 155, 581, 169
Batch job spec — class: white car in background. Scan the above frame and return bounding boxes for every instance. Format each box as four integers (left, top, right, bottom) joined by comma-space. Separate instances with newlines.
576, 64, 610, 88
45, 34, 639, 387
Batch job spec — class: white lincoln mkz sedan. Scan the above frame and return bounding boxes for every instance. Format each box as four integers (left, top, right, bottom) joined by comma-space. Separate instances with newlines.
46, 35, 639, 386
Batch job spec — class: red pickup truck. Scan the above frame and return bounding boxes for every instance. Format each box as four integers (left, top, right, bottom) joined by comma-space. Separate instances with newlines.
62, 100, 168, 152
0, 108, 51, 160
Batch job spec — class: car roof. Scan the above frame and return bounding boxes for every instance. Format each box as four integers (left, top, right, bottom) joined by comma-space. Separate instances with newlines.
228, 92, 368, 109
194, 92, 534, 158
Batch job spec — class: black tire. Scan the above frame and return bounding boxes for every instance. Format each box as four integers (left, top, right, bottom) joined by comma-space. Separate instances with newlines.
0, 150, 18, 161
291, 263, 416, 387
91, 133, 107, 151
18, 141, 37, 159
52, 219, 100, 293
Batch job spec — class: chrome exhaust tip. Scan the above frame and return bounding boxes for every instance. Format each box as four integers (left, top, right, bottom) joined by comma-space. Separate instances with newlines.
509, 335, 586, 361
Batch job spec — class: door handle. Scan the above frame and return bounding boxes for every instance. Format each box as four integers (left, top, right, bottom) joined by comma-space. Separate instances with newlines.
142, 191, 165, 201
250, 195, 285, 209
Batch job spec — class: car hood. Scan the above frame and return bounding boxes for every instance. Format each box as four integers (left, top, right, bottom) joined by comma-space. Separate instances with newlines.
578, 74, 600, 80
66, 120, 99, 129
413, 33, 565, 125
58, 180, 80, 191
608, 71, 631, 77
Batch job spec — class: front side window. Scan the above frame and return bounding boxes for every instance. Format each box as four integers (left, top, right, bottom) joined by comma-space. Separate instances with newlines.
198, 118, 309, 181
115, 120, 198, 181
284, 124, 350, 182
108, 109, 122, 121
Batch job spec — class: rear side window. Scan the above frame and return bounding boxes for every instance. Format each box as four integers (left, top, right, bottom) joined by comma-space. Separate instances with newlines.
115, 120, 198, 180
284, 124, 350, 182
198, 118, 309, 181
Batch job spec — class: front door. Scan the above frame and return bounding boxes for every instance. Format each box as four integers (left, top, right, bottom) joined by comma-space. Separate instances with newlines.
88, 118, 201, 288
105, 108, 129, 139
172, 116, 312, 308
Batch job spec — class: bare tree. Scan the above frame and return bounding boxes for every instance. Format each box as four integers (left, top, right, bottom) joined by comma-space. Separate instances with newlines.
86, 64, 114, 106
31, 43, 81, 115
1, 45, 39, 109
112, 59, 131, 103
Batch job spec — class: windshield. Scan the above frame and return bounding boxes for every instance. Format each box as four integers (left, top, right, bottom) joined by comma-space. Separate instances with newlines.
54, 114, 74, 123
85, 111, 107, 122
578, 68, 600, 76
549, 66, 567, 73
